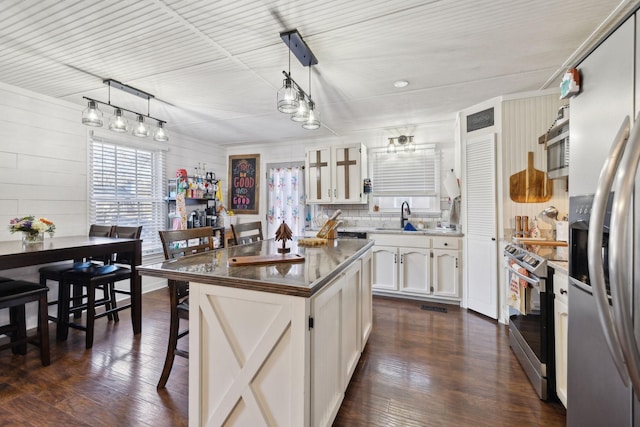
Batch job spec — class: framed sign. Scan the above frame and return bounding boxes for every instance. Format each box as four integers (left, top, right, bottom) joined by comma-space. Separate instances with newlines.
228, 154, 260, 214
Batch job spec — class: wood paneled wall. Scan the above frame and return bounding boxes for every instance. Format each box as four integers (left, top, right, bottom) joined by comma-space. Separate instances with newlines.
502, 94, 568, 236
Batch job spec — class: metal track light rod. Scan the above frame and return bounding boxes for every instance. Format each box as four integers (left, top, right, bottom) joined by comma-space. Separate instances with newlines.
104, 79, 154, 100
83, 96, 166, 125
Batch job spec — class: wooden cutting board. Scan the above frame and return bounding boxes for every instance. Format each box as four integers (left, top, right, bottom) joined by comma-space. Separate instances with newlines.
228, 253, 305, 266
509, 152, 553, 203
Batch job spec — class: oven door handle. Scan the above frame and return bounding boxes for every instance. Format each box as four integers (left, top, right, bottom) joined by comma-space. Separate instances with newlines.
589, 115, 630, 386
611, 112, 640, 396
506, 264, 540, 288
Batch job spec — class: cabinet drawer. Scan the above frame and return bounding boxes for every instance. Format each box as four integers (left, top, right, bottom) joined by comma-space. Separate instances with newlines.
431, 236, 460, 250
368, 233, 430, 248
553, 271, 569, 305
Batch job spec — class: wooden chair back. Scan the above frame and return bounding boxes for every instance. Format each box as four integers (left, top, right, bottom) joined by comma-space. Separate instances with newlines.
112, 226, 143, 265
159, 227, 215, 260
231, 221, 263, 245
89, 224, 114, 237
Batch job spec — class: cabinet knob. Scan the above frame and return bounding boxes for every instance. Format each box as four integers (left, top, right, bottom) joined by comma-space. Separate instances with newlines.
444, 242, 448, 246
560, 288, 567, 295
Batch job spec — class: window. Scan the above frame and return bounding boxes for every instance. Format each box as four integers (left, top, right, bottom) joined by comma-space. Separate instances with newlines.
89, 133, 166, 255
370, 146, 441, 214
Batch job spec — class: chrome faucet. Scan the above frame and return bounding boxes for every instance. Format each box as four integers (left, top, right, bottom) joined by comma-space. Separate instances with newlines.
401, 201, 411, 228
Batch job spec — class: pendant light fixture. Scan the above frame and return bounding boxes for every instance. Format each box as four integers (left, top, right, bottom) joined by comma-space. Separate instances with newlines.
302, 65, 320, 130
278, 29, 321, 130
82, 100, 103, 127
109, 108, 128, 132
153, 122, 169, 142
291, 88, 309, 122
81, 79, 169, 142
277, 33, 299, 113
132, 115, 150, 137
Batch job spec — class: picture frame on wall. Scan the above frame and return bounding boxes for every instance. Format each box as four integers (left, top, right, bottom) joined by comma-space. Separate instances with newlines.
228, 154, 260, 214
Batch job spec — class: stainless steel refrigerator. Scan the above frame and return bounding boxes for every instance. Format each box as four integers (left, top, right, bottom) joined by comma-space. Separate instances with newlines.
567, 11, 640, 427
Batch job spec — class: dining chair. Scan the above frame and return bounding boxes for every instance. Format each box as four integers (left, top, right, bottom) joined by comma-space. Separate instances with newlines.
58, 226, 142, 348
231, 221, 264, 245
39, 224, 115, 323
0, 280, 50, 366
157, 227, 215, 389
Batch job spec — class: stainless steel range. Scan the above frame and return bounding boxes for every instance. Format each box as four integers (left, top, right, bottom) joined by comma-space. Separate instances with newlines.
504, 243, 555, 400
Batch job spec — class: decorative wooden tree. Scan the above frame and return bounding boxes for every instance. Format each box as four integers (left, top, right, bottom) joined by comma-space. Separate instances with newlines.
275, 221, 293, 253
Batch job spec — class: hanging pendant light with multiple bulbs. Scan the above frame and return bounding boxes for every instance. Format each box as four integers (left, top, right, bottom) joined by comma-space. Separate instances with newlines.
81, 79, 169, 142
277, 29, 321, 130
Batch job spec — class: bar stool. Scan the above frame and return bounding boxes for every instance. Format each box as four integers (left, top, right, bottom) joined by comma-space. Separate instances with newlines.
39, 225, 115, 323
0, 280, 50, 366
59, 226, 142, 348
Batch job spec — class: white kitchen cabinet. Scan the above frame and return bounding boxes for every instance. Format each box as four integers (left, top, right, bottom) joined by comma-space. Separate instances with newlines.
310, 255, 371, 427
370, 233, 431, 296
370, 233, 462, 302
305, 143, 367, 204
360, 250, 373, 348
432, 236, 461, 298
553, 268, 569, 408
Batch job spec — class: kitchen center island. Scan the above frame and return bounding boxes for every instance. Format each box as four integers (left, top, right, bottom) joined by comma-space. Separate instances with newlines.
138, 238, 374, 427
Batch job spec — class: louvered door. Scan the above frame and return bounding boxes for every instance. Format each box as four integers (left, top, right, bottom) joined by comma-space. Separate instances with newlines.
464, 133, 498, 319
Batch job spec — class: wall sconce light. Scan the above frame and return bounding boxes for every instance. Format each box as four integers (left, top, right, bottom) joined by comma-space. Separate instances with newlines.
278, 29, 321, 130
82, 79, 169, 142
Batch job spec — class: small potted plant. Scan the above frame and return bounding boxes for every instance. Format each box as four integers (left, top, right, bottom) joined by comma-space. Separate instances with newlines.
9, 215, 56, 244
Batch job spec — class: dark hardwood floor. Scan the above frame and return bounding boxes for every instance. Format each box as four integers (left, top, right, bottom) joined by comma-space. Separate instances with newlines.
0, 290, 565, 426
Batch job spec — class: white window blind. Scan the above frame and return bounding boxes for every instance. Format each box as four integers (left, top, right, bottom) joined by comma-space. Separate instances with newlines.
89, 136, 166, 255
371, 147, 440, 196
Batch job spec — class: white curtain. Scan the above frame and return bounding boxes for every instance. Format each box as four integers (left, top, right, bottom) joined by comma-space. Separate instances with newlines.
267, 167, 304, 237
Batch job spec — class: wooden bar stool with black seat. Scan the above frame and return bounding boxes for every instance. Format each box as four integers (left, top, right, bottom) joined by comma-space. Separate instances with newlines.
58, 226, 142, 348
157, 227, 215, 389
0, 280, 50, 366
39, 224, 115, 324
231, 221, 264, 245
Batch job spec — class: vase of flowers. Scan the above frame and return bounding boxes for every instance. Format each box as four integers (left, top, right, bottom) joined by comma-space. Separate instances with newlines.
9, 215, 56, 244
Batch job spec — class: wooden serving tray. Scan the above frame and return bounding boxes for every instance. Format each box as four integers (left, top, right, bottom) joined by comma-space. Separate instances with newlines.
228, 253, 305, 266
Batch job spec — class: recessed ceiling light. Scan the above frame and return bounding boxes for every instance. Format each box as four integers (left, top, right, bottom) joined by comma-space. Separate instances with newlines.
394, 80, 409, 88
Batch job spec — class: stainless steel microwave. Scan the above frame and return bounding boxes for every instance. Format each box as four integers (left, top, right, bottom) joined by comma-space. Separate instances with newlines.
546, 106, 570, 179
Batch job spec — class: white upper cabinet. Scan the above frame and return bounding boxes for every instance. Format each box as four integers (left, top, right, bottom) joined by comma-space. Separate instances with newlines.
305, 143, 367, 204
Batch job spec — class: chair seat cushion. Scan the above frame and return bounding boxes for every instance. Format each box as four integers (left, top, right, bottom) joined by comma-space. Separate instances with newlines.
39, 261, 95, 276
63, 264, 132, 283
0, 280, 48, 302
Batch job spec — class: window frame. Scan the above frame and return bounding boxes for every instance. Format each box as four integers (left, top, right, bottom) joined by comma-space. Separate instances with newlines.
88, 131, 166, 255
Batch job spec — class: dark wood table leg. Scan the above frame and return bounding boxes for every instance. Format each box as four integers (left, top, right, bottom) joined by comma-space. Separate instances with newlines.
131, 240, 142, 335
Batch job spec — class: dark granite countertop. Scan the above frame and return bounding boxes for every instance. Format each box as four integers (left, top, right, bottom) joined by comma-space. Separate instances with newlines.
138, 237, 374, 298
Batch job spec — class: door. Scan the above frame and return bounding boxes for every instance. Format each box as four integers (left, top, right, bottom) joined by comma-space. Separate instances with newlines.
332, 144, 363, 203
372, 245, 398, 291
306, 147, 332, 203
464, 133, 498, 318
399, 247, 430, 294
433, 249, 460, 298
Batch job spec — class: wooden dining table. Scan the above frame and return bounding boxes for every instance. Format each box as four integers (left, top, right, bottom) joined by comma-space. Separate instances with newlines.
0, 235, 143, 338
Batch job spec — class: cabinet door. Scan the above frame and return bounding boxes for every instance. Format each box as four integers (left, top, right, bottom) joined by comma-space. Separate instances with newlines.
399, 247, 430, 294
432, 249, 460, 298
332, 144, 363, 204
342, 262, 361, 385
360, 250, 373, 348
306, 147, 332, 203
372, 245, 398, 291
554, 271, 569, 408
311, 274, 344, 427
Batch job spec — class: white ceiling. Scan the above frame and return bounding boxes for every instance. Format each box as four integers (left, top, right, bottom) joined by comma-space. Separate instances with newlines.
0, 0, 635, 146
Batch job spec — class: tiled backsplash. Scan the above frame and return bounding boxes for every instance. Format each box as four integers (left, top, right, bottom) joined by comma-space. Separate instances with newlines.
307, 198, 455, 230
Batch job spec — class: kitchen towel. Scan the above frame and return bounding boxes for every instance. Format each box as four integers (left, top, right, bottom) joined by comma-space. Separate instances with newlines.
449, 196, 461, 225
508, 260, 529, 315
